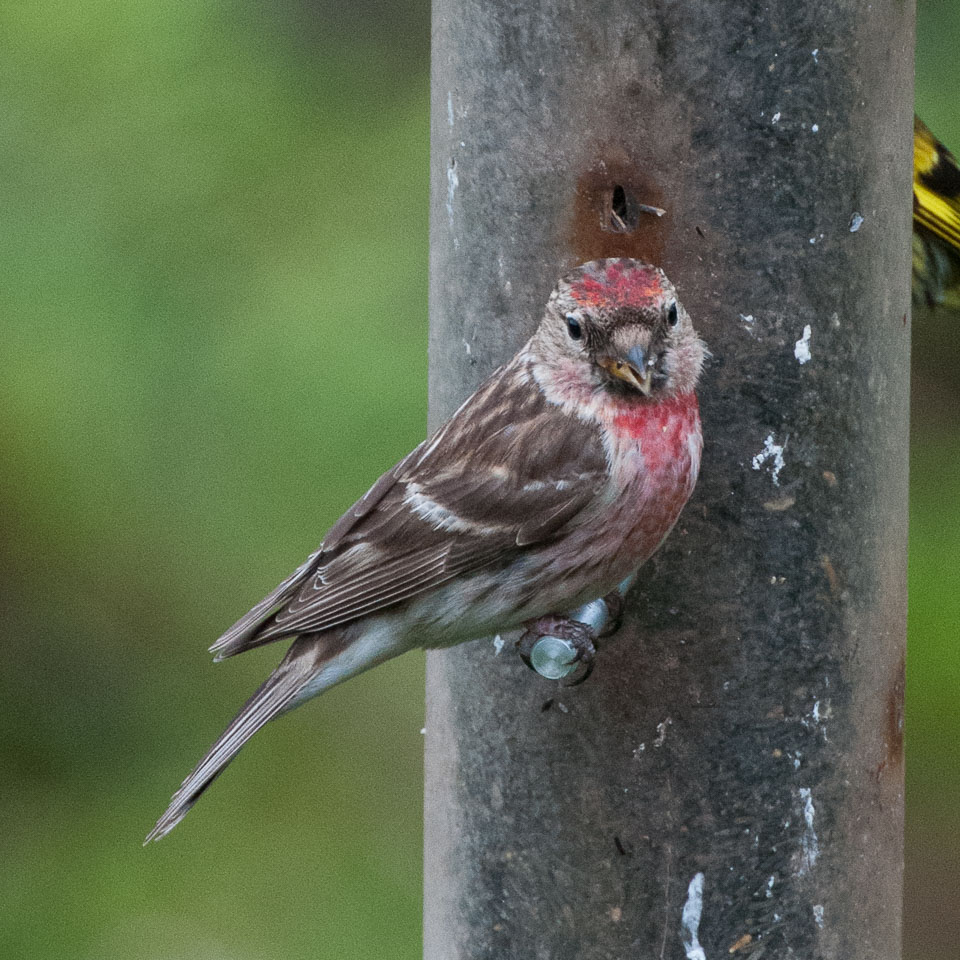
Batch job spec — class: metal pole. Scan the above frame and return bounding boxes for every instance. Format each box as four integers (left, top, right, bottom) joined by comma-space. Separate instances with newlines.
425, 2, 913, 957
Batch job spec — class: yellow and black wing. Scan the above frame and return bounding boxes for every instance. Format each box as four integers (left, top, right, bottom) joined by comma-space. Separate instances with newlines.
913, 117, 960, 308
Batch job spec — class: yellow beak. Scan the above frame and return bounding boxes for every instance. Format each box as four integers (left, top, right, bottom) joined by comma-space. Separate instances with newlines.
600, 355, 653, 396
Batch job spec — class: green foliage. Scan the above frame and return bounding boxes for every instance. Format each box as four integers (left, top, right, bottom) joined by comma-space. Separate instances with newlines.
1, 3, 427, 957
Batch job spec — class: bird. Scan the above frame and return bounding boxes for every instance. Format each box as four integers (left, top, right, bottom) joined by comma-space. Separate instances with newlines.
145, 257, 706, 842
913, 116, 960, 309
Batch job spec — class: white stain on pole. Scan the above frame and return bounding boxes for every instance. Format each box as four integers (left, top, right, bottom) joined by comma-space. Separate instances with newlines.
446, 160, 459, 246
739, 313, 758, 338
680, 872, 707, 960
797, 787, 820, 876
752, 434, 787, 486
794, 324, 812, 364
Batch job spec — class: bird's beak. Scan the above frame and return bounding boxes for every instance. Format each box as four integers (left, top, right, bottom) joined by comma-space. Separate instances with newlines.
600, 346, 653, 396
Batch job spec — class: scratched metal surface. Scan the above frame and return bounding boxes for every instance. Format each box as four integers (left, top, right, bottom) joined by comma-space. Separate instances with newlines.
424, 2, 912, 958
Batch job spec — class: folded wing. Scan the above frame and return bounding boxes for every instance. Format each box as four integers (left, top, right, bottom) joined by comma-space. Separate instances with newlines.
209, 360, 608, 659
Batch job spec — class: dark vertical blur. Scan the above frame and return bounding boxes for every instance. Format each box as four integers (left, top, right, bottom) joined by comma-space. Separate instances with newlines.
908, 4, 960, 959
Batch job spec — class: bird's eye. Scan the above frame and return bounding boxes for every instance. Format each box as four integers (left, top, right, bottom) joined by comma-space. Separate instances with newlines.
565, 315, 583, 340
667, 301, 679, 326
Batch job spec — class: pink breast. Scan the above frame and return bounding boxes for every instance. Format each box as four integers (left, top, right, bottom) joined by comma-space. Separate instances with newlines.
612, 392, 701, 473
607, 392, 702, 569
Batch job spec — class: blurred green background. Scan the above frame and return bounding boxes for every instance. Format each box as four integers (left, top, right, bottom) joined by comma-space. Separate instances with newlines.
0, 1, 955, 957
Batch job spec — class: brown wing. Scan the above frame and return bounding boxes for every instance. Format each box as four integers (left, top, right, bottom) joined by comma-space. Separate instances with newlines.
209, 359, 608, 659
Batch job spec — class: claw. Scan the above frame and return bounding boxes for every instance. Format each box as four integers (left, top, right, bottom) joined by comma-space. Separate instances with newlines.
516, 577, 637, 682
563, 656, 594, 686
516, 615, 597, 682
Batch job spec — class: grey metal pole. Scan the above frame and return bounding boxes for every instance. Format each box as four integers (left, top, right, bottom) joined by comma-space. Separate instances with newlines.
425, 2, 913, 957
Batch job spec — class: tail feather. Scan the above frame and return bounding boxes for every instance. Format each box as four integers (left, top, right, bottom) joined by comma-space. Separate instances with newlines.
145, 624, 398, 843
145, 654, 313, 843
144, 624, 398, 844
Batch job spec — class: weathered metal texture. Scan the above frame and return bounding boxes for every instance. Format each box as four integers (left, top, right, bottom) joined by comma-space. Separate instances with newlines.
425, 2, 912, 958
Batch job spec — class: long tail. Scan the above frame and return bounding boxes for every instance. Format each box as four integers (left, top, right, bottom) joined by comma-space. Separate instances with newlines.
147, 620, 401, 843
144, 649, 315, 843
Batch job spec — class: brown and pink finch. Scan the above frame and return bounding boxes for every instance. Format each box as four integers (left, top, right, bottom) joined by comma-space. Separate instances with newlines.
146, 258, 706, 841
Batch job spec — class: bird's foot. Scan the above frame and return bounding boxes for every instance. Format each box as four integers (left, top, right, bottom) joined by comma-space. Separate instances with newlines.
515, 588, 629, 684
595, 588, 626, 638
516, 614, 598, 685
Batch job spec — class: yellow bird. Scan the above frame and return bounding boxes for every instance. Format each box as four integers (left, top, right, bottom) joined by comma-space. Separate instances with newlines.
913, 116, 960, 308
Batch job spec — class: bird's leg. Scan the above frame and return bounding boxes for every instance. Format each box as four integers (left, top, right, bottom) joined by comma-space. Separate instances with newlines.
516, 614, 598, 684
595, 587, 626, 638
515, 577, 636, 684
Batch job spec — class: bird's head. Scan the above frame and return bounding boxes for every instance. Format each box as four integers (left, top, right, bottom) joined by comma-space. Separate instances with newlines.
533, 259, 706, 400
